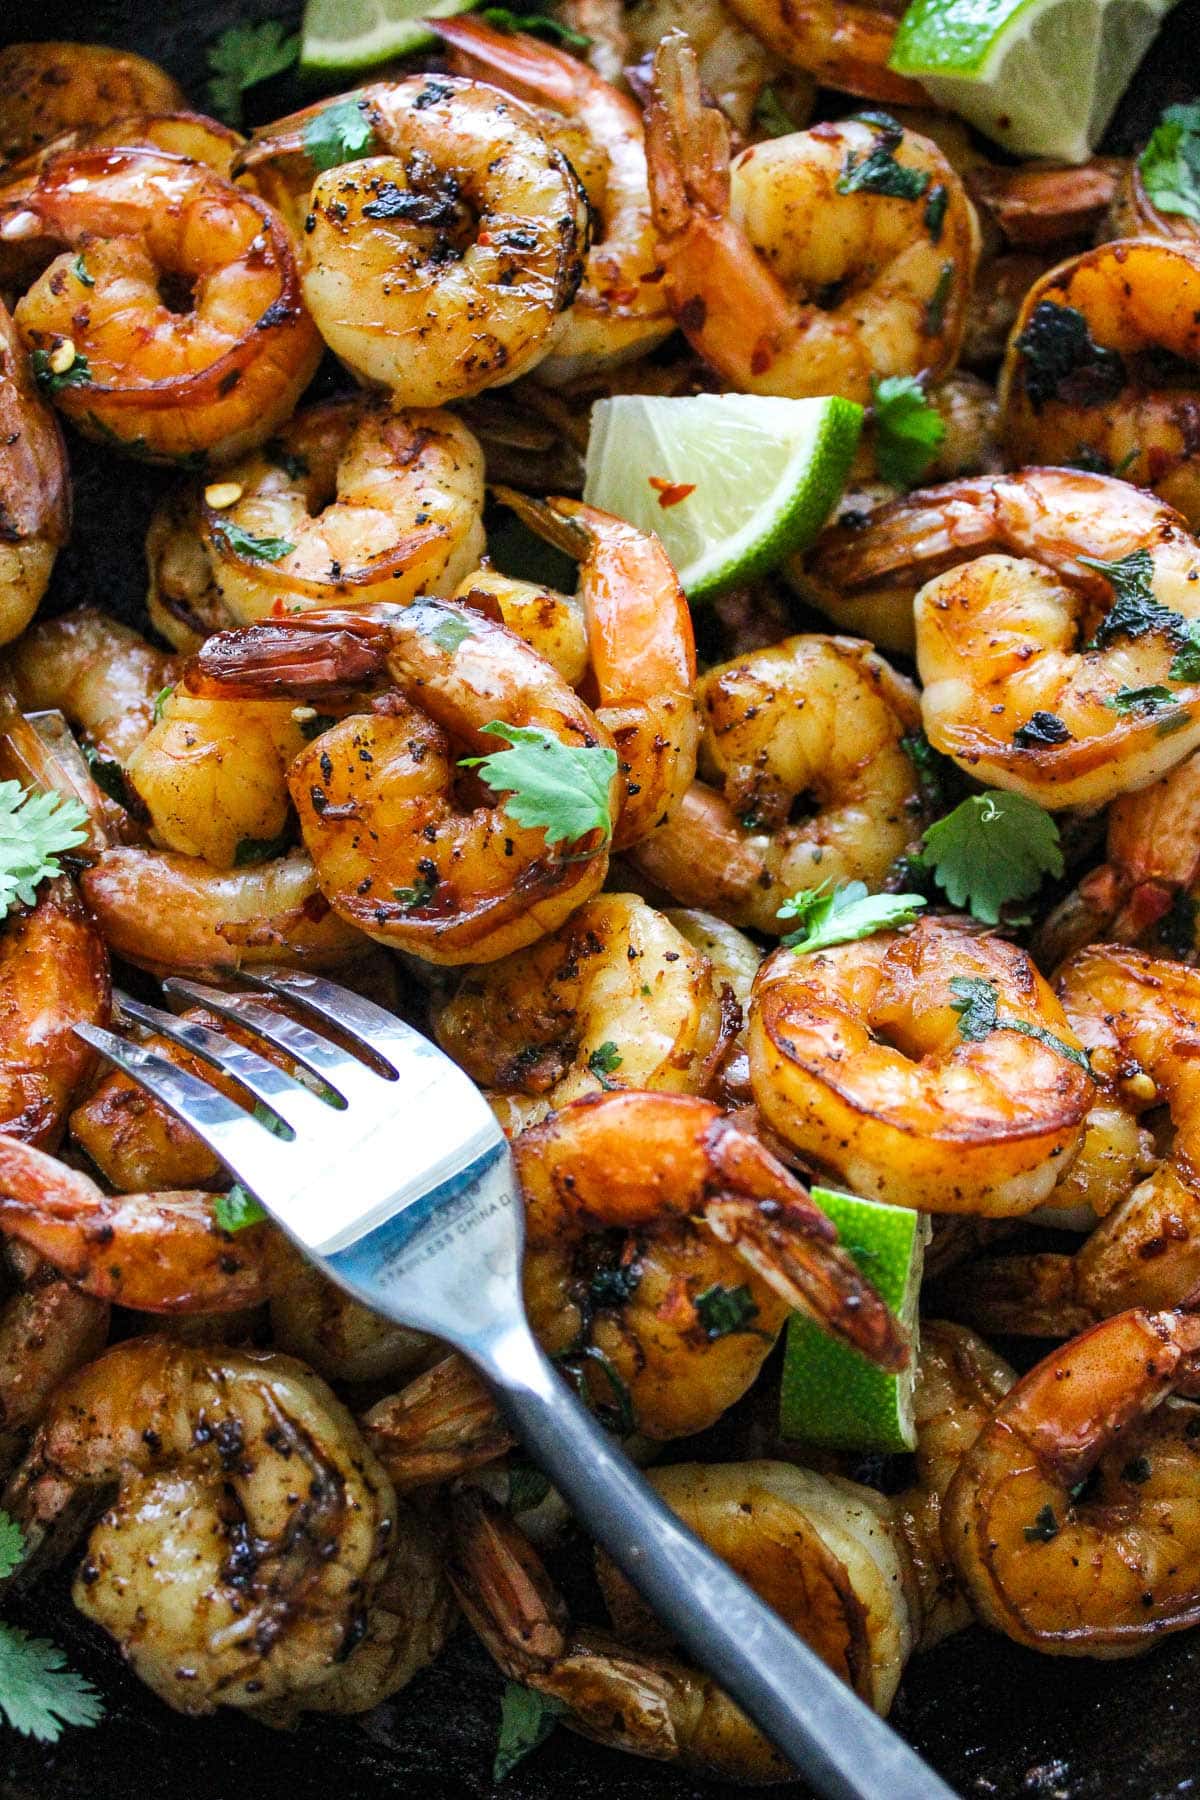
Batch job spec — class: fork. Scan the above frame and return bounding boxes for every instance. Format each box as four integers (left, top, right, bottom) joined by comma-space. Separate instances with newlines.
76, 970, 957, 1800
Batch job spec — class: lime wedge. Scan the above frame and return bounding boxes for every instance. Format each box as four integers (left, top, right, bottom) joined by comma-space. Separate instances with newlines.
300, 0, 481, 73
780, 1187, 927, 1454
583, 394, 862, 602
889, 0, 1177, 164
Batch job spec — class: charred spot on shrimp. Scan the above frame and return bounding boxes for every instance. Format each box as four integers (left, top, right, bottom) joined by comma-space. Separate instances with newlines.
1014, 302, 1128, 413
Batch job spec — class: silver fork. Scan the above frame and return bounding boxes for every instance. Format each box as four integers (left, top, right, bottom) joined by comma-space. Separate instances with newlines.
76, 970, 956, 1800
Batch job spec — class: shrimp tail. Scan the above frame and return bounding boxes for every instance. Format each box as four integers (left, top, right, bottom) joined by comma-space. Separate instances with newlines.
445, 1486, 570, 1679
645, 31, 730, 233
435, 15, 588, 111
191, 615, 390, 698
361, 1353, 514, 1490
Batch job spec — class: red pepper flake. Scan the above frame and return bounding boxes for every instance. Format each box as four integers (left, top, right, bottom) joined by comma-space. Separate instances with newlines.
271, 595, 289, 617
648, 475, 696, 509
750, 335, 776, 376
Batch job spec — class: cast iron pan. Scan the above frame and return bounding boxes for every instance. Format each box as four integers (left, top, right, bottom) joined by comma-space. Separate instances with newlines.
1, 2, 1199, 1794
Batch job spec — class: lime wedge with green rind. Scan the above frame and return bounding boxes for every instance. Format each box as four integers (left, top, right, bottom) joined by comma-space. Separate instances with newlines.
582, 394, 862, 603
300, 0, 482, 73
780, 1187, 927, 1453
889, 0, 1177, 164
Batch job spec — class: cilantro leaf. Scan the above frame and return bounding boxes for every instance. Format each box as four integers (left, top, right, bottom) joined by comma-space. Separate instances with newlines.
206, 20, 299, 127
837, 125, 929, 199
302, 97, 376, 172
0, 1511, 25, 1580
1171, 620, 1200, 682
212, 1185, 267, 1233
587, 1040, 622, 1090
494, 1682, 564, 1781
427, 614, 473, 654
1081, 549, 1184, 649
753, 84, 796, 138
949, 976, 1092, 1074
72, 254, 94, 289
29, 348, 92, 394
392, 879, 436, 910
152, 685, 173, 724
694, 1283, 760, 1339
1139, 101, 1200, 227
870, 374, 945, 488
211, 521, 295, 563
479, 8, 592, 47
232, 829, 292, 867
0, 783, 88, 918
0, 1624, 104, 1741
1013, 301, 1126, 413
918, 790, 1062, 925
1104, 684, 1178, 717
460, 723, 616, 849
778, 879, 926, 952
1023, 1503, 1060, 1543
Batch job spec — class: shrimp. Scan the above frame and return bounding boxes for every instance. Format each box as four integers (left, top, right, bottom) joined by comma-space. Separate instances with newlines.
0, 43, 184, 166
2, 605, 177, 767
1, 1338, 425, 1713
0, 298, 68, 648
269, 1258, 436, 1388
518, 1091, 905, 1440
435, 17, 674, 382
945, 1308, 1200, 1655
453, 567, 589, 685
190, 600, 618, 965
749, 916, 1093, 1215
362, 1353, 517, 1490
1109, 157, 1200, 244
148, 397, 487, 639
625, 0, 810, 138
965, 159, 1124, 251
1000, 240, 1200, 528
719, 0, 926, 105
945, 947, 1200, 1334
240, 78, 589, 404
80, 845, 368, 973
644, 35, 978, 405
0, 1136, 276, 1314
431, 892, 730, 1134
0, 878, 109, 1147
0, 1245, 109, 1477
628, 634, 922, 934
1, 144, 322, 467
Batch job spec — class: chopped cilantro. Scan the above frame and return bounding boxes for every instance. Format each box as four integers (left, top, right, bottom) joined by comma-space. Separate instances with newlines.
752, 84, 796, 138
427, 613, 474, 654
837, 126, 929, 199
71, 254, 94, 289
1082, 549, 1183, 650
1013, 302, 1126, 413
924, 262, 954, 335
918, 790, 1062, 925
152, 685, 174, 724
479, 8, 591, 47
1023, 1503, 1060, 1543
778, 879, 926, 952
206, 20, 298, 127
0, 783, 88, 918
232, 830, 292, 867
0, 1625, 103, 1741
1139, 100, 1200, 227
870, 374, 945, 488
0, 1511, 24, 1580
588, 1262, 641, 1307
694, 1283, 760, 1339
212, 1185, 267, 1233
1170, 620, 1200, 682
1105, 685, 1178, 716
493, 1682, 564, 1781
949, 976, 1092, 1074
901, 730, 955, 812
587, 1040, 622, 1090
210, 521, 295, 562
29, 348, 92, 394
392, 879, 436, 909
460, 723, 616, 849
82, 746, 131, 809
302, 96, 376, 171
924, 183, 948, 241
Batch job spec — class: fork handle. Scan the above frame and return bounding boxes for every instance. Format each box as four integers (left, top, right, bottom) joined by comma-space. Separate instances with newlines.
473, 1321, 957, 1800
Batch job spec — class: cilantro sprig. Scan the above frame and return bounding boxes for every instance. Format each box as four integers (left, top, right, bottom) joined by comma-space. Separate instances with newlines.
949, 976, 1092, 1075
494, 1682, 564, 1781
0, 784, 88, 918
778, 879, 926, 953
210, 521, 295, 563
918, 791, 1062, 926
212, 1184, 267, 1233
1082, 549, 1183, 650
302, 97, 376, 172
0, 1509, 103, 1743
206, 20, 299, 127
460, 723, 616, 850
1140, 101, 1200, 227
870, 375, 944, 488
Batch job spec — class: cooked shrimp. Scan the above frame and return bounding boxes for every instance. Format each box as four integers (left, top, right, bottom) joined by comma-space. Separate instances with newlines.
0, 1246, 109, 1477
2, 1338, 410, 1713
625, 0, 808, 137
270, 1258, 436, 1388
149, 398, 487, 640
0, 878, 109, 1146
432, 892, 729, 1134
1109, 157, 1200, 243
966, 159, 1124, 250
436, 17, 673, 382
0, 298, 68, 647
945, 1308, 1200, 1655
191, 600, 618, 965
1000, 240, 1200, 528
749, 917, 1093, 1215
518, 1090, 905, 1439
719, 0, 926, 104
0, 43, 184, 166
628, 634, 922, 933
2, 145, 321, 466
645, 35, 978, 404
946, 947, 1200, 1334
362, 1353, 516, 1490
0, 1136, 275, 1314
3, 605, 176, 767
80, 845, 367, 973
453, 567, 589, 685
240, 78, 589, 404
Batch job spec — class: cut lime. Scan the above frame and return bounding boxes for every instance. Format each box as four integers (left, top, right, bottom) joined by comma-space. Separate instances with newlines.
582, 394, 862, 602
780, 1187, 927, 1454
300, 0, 481, 73
890, 0, 1177, 164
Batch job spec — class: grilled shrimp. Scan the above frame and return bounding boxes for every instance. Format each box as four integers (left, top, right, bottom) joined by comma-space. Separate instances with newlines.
0, 43, 184, 166
436, 17, 673, 382
1, 1339, 428, 1714
148, 398, 487, 647
0, 1136, 275, 1314
1, 144, 321, 467
361, 1352, 516, 1491
945, 1308, 1200, 1655
1000, 240, 1200, 527
3, 605, 176, 767
432, 892, 729, 1134
190, 600, 618, 964
644, 35, 977, 404
269, 1258, 435, 1389
719, 0, 926, 104
749, 917, 1093, 1215
0, 298, 68, 647
625, 0, 806, 137
240, 78, 589, 404
629, 635, 922, 933
0, 879, 109, 1146
0, 1244, 108, 1477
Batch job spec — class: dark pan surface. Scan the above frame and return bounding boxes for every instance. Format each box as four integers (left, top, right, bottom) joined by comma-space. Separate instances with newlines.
2, 2, 1200, 1794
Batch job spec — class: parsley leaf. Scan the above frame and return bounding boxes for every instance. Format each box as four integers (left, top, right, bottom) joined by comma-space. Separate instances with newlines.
494, 1682, 564, 1781
0, 1624, 104, 1741
211, 521, 295, 563
753, 84, 796, 138
918, 790, 1062, 926
479, 7, 592, 47
460, 723, 616, 849
1081, 549, 1184, 649
778, 879, 926, 952
1105, 684, 1178, 716
587, 1040, 622, 1089
206, 19, 299, 127
0, 1510, 25, 1580
870, 374, 945, 488
949, 976, 1092, 1074
29, 348, 92, 394
0, 783, 87, 918
1170, 620, 1200, 682
212, 1185, 267, 1233
694, 1283, 760, 1339
1013, 301, 1126, 413
302, 96, 376, 172
837, 126, 929, 199
1139, 100, 1200, 227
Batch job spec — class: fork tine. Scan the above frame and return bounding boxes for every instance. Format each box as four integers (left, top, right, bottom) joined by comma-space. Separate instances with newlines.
115, 992, 335, 1133
73, 1023, 292, 1194
162, 976, 391, 1098
242, 968, 433, 1076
